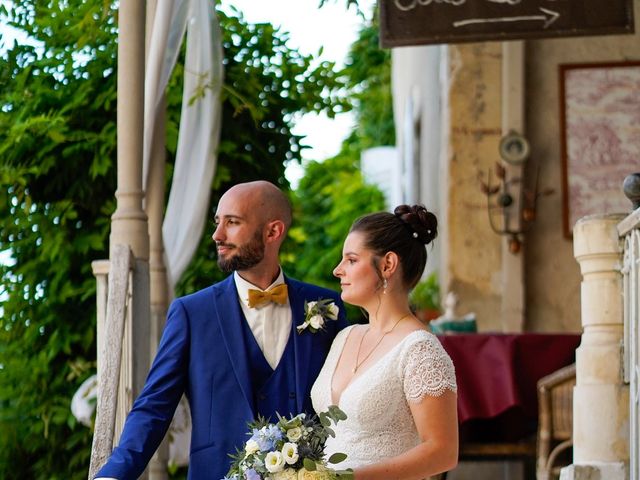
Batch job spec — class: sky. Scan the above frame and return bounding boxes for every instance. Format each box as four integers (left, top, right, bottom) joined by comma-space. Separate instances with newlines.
226, 0, 376, 185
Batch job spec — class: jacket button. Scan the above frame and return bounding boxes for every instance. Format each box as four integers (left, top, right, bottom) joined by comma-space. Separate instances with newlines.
289, 392, 296, 399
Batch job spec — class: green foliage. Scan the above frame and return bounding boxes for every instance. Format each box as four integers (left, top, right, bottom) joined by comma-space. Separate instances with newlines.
0, 1, 348, 478
340, 6, 395, 152
282, 4, 391, 315
410, 272, 441, 311
174, 6, 350, 296
283, 154, 385, 293
282, 155, 385, 324
0, 2, 118, 476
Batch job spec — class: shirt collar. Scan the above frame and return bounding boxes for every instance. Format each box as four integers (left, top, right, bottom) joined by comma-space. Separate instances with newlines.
234, 269, 286, 308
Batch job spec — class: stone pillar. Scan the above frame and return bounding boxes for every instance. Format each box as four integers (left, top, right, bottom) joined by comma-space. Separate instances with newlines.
445, 42, 504, 329
500, 40, 525, 332
109, 2, 150, 478
561, 214, 629, 480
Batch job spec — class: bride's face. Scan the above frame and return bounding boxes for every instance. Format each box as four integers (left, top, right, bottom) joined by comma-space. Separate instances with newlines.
333, 231, 380, 307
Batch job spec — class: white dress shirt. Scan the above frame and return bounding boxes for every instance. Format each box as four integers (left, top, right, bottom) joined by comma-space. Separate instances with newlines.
233, 269, 292, 369
96, 271, 292, 480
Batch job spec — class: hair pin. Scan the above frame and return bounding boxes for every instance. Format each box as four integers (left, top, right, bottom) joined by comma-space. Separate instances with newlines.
412, 232, 418, 238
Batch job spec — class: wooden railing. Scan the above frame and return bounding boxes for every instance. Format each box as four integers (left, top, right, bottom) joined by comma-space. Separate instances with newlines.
619, 207, 640, 480
88, 245, 134, 479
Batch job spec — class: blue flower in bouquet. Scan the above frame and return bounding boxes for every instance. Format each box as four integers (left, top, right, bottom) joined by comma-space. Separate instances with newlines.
223, 407, 352, 480
250, 424, 284, 452
245, 469, 260, 480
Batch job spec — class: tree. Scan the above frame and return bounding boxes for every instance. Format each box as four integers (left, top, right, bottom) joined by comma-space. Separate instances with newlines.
0, 1, 347, 478
340, 5, 395, 154
284, 154, 386, 292
174, 7, 349, 295
284, 5, 391, 295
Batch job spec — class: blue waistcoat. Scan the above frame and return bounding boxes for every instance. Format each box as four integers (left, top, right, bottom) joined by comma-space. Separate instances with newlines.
240, 315, 299, 421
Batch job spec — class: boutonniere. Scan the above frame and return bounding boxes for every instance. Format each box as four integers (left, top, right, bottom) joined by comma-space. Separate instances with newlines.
297, 298, 339, 334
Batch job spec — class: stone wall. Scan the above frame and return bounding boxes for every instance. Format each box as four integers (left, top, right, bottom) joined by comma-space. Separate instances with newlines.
445, 42, 504, 331
443, 0, 640, 332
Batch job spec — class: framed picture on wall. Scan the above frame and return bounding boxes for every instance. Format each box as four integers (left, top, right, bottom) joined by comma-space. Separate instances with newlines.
559, 61, 640, 238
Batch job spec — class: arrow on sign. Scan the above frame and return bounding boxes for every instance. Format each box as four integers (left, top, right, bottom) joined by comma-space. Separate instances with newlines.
453, 7, 560, 29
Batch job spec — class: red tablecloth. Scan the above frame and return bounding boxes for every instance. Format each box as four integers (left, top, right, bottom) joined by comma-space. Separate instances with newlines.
438, 333, 581, 442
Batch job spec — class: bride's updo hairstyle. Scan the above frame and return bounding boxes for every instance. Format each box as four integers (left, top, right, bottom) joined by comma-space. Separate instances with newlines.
349, 204, 438, 289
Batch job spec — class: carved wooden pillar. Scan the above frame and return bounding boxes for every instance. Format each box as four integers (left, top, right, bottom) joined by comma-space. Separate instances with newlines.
109, 2, 150, 477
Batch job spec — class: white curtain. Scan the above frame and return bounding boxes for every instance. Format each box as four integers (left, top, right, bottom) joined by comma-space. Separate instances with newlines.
144, 0, 224, 291
143, 2, 223, 466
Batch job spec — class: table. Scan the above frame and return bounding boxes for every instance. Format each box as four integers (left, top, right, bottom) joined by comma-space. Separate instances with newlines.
438, 333, 582, 443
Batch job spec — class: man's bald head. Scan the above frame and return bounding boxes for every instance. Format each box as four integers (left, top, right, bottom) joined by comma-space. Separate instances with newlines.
221, 181, 292, 230
213, 181, 292, 283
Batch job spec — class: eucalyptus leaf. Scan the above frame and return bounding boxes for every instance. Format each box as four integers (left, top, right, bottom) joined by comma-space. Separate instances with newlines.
319, 414, 332, 427
303, 458, 317, 471
328, 452, 348, 464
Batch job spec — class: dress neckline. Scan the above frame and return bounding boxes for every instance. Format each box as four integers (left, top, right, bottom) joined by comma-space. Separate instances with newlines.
330, 327, 428, 406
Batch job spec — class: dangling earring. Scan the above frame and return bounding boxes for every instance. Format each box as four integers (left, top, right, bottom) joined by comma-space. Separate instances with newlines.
383, 278, 388, 295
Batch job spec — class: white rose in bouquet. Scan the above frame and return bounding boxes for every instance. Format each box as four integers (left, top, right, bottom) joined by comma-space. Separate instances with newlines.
265, 451, 285, 473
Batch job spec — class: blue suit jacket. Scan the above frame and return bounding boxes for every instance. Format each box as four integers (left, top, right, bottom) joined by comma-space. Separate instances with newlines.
96, 274, 346, 480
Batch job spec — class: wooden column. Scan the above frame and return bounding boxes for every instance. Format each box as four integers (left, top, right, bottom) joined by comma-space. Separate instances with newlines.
109, 0, 150, 472
92, 259, 110, 383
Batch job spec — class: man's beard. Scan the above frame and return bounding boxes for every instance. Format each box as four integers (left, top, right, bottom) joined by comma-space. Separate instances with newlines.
217, 228, 265, 273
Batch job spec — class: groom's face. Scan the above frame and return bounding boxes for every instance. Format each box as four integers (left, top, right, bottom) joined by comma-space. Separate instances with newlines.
213, 189, 267, 273
216, 226, 265, 273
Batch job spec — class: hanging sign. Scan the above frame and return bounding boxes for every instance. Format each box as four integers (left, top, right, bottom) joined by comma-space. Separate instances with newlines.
379, 0, 635, 47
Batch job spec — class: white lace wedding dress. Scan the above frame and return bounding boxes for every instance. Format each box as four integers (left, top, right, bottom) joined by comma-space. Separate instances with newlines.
310, 325, 457, 469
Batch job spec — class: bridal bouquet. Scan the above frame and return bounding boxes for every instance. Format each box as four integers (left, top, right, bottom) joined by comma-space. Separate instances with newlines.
223, 406, 352, 480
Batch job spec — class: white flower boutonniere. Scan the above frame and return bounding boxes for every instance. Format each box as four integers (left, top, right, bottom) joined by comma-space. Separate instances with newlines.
297, 299, 339, 334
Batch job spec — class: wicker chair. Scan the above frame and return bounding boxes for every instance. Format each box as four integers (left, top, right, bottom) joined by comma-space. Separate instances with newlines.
536, 363, 576, 480
436, 435, 537, 479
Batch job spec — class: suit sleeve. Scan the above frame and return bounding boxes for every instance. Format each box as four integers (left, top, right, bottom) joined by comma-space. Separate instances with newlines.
95, 299, 190, 480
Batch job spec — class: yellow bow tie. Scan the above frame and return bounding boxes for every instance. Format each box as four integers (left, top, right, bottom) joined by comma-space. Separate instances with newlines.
247, 284, 288, 308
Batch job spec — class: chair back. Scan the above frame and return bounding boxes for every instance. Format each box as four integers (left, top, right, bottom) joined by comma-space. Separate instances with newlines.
536, 363, 576, 480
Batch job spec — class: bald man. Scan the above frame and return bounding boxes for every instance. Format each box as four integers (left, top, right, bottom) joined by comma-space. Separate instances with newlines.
96, 181, 347, 480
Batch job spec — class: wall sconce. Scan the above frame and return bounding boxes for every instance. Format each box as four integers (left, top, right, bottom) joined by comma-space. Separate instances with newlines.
480, 131, 552, 254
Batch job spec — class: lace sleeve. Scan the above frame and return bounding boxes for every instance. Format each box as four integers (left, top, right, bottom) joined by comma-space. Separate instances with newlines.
402, 333, 457, 402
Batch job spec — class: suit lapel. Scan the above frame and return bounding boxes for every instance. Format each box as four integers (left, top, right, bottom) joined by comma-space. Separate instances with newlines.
213, 275, 254, 413
287, 277, 313, 412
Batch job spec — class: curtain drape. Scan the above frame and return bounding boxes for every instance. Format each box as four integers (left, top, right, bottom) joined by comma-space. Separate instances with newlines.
144, 0, 223, 291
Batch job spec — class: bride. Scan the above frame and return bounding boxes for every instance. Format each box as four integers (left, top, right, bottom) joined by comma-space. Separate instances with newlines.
311, 205, 458, 479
